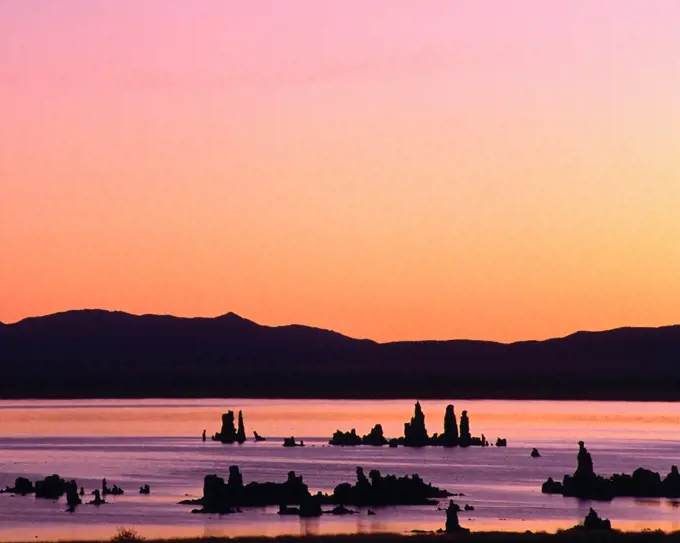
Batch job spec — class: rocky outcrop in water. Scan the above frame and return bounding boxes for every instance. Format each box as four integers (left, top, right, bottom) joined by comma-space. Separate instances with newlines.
253, 431, 266, 442
89, 488, 105, 506
531, 448, 541, 458
403, 401, 429, 447
102, 478, 124, 496
182, 465, 453, 513
236, 411, 246, 444
542, 441, 680, 500
330, 466, 452, 506
1, 477, 34, 495
35, 474, 70, 499
283, 437, 304, 447
139, 484, 151, 495
183, 467, 312, 513
362, 424, 388, 446
66, 480, 82, 512
445, 500, 469, 533
496, 438, 508, 447
329, 425, 389, 446
329, 429, 362, 446
213, 411, 238, 443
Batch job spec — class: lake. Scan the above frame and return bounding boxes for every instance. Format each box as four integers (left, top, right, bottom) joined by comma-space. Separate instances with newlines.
2, 399, 680, 541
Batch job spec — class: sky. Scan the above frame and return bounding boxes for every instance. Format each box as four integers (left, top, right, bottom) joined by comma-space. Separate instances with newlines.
2, 1, 680, 342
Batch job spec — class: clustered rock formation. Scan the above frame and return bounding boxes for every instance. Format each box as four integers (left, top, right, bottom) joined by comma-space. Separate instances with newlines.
212, 410, 247, 444
283, 437, 305, 447
329, 425, 388, 446
1, 474, 129, 512
182, 465, 453, 514
542, 441, 680, 500
329, 403, 493, 448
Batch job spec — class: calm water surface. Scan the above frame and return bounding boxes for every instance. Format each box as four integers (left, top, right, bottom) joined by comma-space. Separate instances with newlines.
2, 399, 680, 541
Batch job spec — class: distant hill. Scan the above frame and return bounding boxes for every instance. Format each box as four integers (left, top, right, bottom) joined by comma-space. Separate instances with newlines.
1, 310, 679, 400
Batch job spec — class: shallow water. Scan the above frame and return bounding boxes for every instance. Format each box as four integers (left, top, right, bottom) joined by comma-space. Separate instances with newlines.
2, 399, 680, 541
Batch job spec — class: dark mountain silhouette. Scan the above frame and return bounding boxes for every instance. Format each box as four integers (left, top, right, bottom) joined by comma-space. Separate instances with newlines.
1, 310, 679, 400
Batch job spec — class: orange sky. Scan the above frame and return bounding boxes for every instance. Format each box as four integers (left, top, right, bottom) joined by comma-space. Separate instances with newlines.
2, 1, 680, 342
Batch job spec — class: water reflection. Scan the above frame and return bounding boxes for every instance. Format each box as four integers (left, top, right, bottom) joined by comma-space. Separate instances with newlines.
2, 399, 680, 540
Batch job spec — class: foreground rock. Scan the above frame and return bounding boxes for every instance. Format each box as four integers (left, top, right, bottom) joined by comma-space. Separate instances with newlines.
445, 500, 470, 533
542, 441, 680, 500
182, 465, 453, 513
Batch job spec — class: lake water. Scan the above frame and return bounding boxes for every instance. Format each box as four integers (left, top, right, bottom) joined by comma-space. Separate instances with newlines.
2, 399, 680, 541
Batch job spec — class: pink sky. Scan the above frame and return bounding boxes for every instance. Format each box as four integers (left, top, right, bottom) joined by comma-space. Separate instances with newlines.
2, 1, 680, 342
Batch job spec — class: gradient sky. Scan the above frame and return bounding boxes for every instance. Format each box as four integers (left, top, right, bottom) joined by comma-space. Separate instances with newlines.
2, 1, 680, 342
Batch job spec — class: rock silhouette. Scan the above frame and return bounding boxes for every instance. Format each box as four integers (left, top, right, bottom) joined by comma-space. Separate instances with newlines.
445, 500, 469, 533
329, 425, 389, 446
362, 424, 388, 446
403, 401, 429, 447
440, 405, 459, 447
329, 404, 491, 448
65, 480, 81, 512
531, 448, 541, 458
182, 465, 453, 512
35, 474, 70, 499
236, 410, 246, 444
582, 508, 612, 530
213, 411, 238, 443
1, 477, 34, 495
329, 466, 452, 506
102, 478, 124, 496
202, 430, 206, 442
184, 467, 312, 513
139, 484, 151, 495
283, 437, 304, 447
253, 431, 266, 442
542, 441, 680, 500
329, 429, 362, 446
89, 488, 105, 506
459, 410, 471, 445
496, 438, 508, 447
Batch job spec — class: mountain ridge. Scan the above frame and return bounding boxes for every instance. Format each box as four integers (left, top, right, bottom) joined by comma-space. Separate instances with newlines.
1, 309, 679, 400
